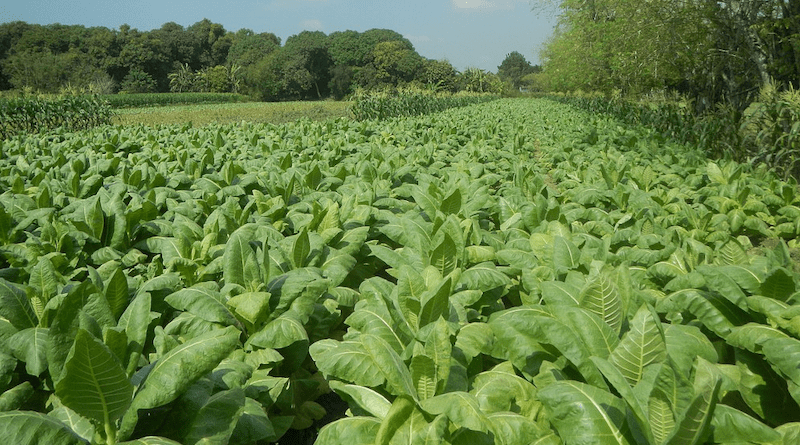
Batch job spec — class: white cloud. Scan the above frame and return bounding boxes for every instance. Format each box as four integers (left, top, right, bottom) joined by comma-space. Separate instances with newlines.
300, 19, 323, 31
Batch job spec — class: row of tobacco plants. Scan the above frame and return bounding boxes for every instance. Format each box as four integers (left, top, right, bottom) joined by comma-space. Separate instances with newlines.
0, 98, 799, 444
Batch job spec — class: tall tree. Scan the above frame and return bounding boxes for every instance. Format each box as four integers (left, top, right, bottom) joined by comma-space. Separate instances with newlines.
497, 51, 537, 89
278, 31, 332, 99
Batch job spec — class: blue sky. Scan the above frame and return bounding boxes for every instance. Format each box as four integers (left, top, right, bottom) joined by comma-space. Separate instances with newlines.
0, 0, 557, 72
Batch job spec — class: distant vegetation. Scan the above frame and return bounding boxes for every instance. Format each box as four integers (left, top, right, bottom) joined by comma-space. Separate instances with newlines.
0, 20, 524, 100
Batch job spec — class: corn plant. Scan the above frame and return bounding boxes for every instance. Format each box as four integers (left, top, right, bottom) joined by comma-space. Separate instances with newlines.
0, 95, 113, 139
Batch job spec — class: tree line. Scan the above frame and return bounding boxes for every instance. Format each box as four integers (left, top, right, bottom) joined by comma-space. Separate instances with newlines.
533, 0, 799, 110
0, 20, 538, 100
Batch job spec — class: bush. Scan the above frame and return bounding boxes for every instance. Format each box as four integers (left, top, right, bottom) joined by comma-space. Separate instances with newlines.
741, 84, 800, 180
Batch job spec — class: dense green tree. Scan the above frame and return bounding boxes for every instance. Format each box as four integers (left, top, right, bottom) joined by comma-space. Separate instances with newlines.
227, 29, 280, 67
188, 19, 230, 67
370, 40, 424, 87
327, 30, 365, 67
497, 51, 538, 90
421, 59, 459, 92
459, 68, 503, 94
537, 0, 798, 108
277, 31, 332, 99
119, 67, 157, 93
150, 22, 200, 70
329, 64, 354, 99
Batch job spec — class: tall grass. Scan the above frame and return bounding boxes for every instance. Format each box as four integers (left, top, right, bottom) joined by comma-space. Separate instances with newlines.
0, 95, 114, 139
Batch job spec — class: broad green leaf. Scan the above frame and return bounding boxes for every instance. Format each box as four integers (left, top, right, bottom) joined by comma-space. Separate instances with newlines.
0, 278, 37, 329
418, 277, 452, 329
656, 290, 739, 338
553, 236, 581, 274
315, 417, 381, 445
423, 318, 452, 395
226, 292, 271, 326
230, 397, 278, 444
664, 363, 720, 445
166, 286, 239, 327
184, 388, 245, 445
440, 188, 462, 215
697, 266, 748, 310
105, 267, 129, 321
649, 388, 676, 445
117, 293, 152, 376
550, 305, 619, 359
610, 305, 667, 386
430, 233, 457, 277
410, 354, 437, 400
420, 391, 490, 433
397, 265, 424, 330
762, 337, 800, 398
328, 380, 391, 419
55, 329, 133, 425
760, 267, 796, 302
247, 315, 309, 369
454, 322, 494, 361
540, 280, 581, 307
119, 326, 240, 439
48, 282, 93, 384
710, 404, 782, 444
309, 339, 384, 387
664, 324, 717, 377
716, 238, 749, 265
591, 356, 655, 445
292, 228, 311, 269
726, 323, 790, 354
487, 412, 553, 445
579, 274, 623, 335
776, 423, 800, 445
458, 262, 512, 292
29, 256, 59, 303
490, 307, 607, 388
539, 380, 635, 445
736, 349, 800, 423
223, 226, 260, 289
8, 327, 49, 376
362, 333, 417, 399
0, 381, 34, 411
471, 362, 539, 417
140, 236, 189, 266
376, 395, 416, 445
48, 406, 95, 442
345, 299, 405, 353
0, 411, 85, 445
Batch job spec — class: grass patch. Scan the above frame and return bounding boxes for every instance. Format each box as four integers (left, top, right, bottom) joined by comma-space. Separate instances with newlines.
113, 100, 351, 126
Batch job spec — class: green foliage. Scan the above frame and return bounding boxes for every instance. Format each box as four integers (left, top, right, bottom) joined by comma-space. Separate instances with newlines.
0, 95, 113, 139
497, 51, 539, 90
99, 92, 245, 108
119, 69, 157, 94
349, 87, 498, 120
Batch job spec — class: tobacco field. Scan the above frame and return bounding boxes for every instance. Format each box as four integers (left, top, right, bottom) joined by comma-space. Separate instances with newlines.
1, 98, 799, 444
